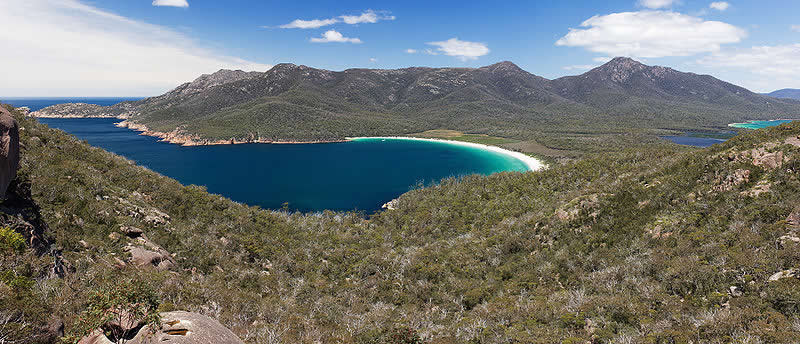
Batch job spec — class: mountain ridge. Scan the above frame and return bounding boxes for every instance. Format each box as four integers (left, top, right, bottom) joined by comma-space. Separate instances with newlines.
31, 57, 800, 153
766, 88, 800, 101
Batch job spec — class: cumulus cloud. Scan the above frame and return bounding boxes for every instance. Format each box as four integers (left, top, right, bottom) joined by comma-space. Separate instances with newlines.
369, 58, 378, 63
698, 44, 800, 91
426, 38, 490, 61
638, 0, 677, 9
405, 49, 418, 54
792, 25, 800, 32
279, 10, 394, 29
709, 2, 730, 11
0, 0, 271, 97
279, 18, 338, 29
556, 11, 746, 58
310, 30, 362, 43
152, 0, 188, 7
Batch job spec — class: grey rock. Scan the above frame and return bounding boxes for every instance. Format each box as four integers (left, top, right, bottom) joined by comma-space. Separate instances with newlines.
0, 106, 20, 199
80, 311, 243, 344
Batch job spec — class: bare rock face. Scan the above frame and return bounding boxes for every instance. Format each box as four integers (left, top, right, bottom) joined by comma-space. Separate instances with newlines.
0, 106, 20, 199
78, 311, 244, 344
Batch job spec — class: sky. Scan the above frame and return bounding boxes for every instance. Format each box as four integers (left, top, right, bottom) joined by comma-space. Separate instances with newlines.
1, 0, 799, 96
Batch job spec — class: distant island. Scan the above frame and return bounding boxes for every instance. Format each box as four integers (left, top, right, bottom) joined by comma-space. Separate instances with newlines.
31, 57, 800, 157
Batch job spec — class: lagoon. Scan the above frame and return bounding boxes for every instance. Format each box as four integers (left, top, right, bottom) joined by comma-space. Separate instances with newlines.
38, 118, 534, 213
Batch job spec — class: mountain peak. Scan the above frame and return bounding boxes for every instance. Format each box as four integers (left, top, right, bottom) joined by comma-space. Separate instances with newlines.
601, 57, 646, 69
482, 61, 523, 72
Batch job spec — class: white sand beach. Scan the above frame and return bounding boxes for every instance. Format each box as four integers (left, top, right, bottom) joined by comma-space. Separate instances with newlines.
347, 136, 546, 171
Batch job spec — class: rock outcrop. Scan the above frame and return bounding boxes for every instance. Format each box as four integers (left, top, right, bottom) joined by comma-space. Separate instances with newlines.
80, 311, 244, 344
0, 106, 19, 199
124, 235, 176, 271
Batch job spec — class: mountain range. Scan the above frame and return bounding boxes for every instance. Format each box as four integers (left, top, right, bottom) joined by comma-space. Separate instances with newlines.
765, 89, 800, 101
33, 57, 800, 149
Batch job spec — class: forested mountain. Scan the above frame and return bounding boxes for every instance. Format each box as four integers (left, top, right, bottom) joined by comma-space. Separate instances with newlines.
766, 88, 800, 101
7, 103, 800, 342
32, 58, 800, 147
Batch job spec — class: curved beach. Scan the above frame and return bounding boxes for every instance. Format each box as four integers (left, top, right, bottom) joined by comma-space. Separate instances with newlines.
347, 136, 546, 172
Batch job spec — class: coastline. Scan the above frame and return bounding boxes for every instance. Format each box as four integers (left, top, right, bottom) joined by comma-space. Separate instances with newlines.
347, 136, 546, 172
115, 120, 347, 146
34, 116, 545, 170
728, 119, 800, 129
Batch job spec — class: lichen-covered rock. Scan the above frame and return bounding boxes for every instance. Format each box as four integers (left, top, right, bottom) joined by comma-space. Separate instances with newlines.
126, 312, 243, 344
124, 237, 176, 271
0, 106, 20, 199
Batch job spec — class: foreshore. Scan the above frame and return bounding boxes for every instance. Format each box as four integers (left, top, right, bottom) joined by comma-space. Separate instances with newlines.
347, 136, 546, 171
35, 115, 545, 170
115, 120, 347, 146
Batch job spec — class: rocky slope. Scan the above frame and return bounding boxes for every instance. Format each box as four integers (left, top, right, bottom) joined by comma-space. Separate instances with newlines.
5, 102, 800, 343
31, 58, 800, 147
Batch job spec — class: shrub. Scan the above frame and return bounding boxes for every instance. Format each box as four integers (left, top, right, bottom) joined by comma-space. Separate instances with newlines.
63, 278, 161, 344
0, 226, 24, 254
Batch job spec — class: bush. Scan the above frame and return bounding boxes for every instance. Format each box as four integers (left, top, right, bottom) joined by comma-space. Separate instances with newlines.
0, 226, 24, 254
63, 278, 161, 344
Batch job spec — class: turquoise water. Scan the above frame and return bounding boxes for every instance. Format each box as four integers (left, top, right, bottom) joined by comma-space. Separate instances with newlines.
729, 120, 796, 129
37, 118, 529, 213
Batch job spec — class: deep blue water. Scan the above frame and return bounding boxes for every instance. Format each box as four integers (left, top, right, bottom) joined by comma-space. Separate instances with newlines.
0, 97, 143, 111
38, 118, 529, 213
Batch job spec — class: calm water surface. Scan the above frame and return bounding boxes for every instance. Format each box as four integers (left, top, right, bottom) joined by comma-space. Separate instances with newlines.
729, 120, 796, 129
1, 97, 143, 111
38, 118, 529, 212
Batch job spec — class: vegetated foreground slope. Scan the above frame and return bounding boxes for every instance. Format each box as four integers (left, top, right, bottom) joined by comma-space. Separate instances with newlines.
5, 103, 800, 343
33, 58, 800, 153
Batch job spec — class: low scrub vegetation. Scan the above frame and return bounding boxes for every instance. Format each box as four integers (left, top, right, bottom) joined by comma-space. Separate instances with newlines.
3, 104, 800, 343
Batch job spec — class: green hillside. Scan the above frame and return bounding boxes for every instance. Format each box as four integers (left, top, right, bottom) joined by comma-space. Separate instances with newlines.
32, 58, 800, 157
4, 103, 800, 343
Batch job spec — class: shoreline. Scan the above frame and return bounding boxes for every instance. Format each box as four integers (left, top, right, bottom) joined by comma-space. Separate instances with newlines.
347, 136, 546, 172
115, 120, 347, 146
35, 116, 545, 171
728, 119, 800, 128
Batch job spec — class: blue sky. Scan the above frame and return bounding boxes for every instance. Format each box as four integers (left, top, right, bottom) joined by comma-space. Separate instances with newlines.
2, 0, 799, 96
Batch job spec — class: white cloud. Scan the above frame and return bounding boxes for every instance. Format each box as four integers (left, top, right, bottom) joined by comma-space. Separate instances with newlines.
698, 44, 800, 91
792, 25, 800, 32
279, 18, 338, 29
562, 65, 596, 71
709, 2, 730, 11
279, 10, 394, 29
152, 0, 188, 7
638, 0, 677, 9
405, 49, 418, 54
424, 49, 439, 56
593, 56, 613, 63
369, 58, 378, 63
340, 10, 395, 24
426, 38, 490, 61
0, 0, 270, 97
310, 30, 362, 44
556, 11, 746, 58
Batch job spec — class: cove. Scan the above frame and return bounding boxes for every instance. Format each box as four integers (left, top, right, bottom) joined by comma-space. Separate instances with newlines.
38, 118, 533, 213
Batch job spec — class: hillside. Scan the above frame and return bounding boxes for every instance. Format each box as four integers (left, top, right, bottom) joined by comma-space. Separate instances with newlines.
5, 103, 800, 343
766, 88, 800, 101
31, 58, 800, 156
